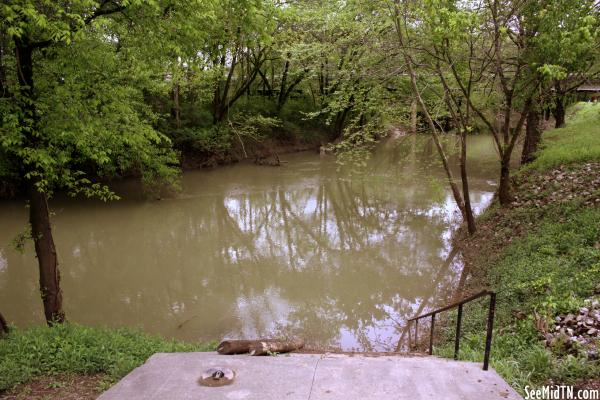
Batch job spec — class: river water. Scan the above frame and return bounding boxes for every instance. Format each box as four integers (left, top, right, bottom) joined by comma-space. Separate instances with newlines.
0, 134, 501, 351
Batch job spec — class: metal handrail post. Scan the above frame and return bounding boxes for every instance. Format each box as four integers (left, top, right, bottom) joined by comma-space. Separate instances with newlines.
415, 318, 419, 351
483, 293, 496, 371
403, 290, 497, 371
429, 314, 435, 355
408, 320, 412, 350
454, 303, 463, 360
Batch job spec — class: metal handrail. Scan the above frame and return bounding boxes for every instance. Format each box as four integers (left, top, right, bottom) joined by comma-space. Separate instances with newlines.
406, 290, 496, 371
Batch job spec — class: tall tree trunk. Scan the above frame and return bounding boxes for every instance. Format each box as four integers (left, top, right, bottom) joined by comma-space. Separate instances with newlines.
334, 108, 350, 139
15, 39, 65, 325
212, 50, 262, 124
277, 59, 289, 111
498, 154, 513, 205
28, 180, 65, 325
553, 82, 566, 128
459, 130, 476, 234
212, 55, 227, 124
270, 63, 275, 97
553, 95, 566, 128
522, 107, 542, 164
171, 83, 181, 129
0, 311, 8, 336
333, 96, 353, 139
212, 81, 222, 124
318, 61, 324, 95
277, 74, 306, 113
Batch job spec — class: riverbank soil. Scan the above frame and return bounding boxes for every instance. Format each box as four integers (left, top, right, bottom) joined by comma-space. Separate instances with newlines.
180, 132, 327, 170
439, 103, 600, 394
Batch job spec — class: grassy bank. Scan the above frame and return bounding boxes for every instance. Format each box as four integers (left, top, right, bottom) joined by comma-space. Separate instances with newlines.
435, 103, 600, 393
0, 323, 215, 396
524, 103, 600, 171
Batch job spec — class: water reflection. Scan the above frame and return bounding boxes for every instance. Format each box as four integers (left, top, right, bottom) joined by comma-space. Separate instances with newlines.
0, 135, 498, 351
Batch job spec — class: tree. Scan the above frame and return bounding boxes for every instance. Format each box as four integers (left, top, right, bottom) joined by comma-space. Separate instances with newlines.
391, 0, 477, 233
397, 0, 533, 205
514, 0, 599, 162
0, 0, 179, 324
285, 0, 389, 139
523, 0, 599, 147
204, 0, 277, 124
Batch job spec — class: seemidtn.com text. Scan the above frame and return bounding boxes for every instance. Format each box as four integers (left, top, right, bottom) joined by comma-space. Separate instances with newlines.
524, 385, 599, 400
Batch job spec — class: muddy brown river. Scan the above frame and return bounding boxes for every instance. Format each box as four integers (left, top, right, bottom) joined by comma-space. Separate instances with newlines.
0, 135, 503, 351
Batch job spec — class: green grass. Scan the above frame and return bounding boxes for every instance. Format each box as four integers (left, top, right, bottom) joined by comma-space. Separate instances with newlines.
436, 207, 600, 392
526, 102, 600, 171
0, 323, 216, 392
433, 104, 600, 393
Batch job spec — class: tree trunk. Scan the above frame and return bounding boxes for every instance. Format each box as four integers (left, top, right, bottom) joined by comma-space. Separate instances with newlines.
28, 180, 65, 325
212, 55, 227, 124
0, 311, 8, 336
318, 61, 324, 95
15, 39, 65, 325
334, 105, 351, 139
553, 93, 566, 128
522, 107, 542, 164
459, 130, 476, 234
278, 59, 289, 110
171, 83, 181, 129
498, 156, 513, 205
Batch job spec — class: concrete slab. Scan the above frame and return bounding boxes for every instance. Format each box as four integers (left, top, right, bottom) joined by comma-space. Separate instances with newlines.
97, 352, 523, 400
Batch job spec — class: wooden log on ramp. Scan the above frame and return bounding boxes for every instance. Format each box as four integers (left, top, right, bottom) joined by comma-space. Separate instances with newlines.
217, 340, 263, 355
249, 338, 304, 356
217, 339, 304, 355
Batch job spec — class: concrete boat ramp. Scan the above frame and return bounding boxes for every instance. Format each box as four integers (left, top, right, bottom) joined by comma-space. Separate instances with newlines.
98, 352, 522, 400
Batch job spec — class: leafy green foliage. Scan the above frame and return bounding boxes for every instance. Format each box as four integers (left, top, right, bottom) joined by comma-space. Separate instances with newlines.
0, 1, 180, 199
0, 324, 216, 391
528, 1, 599, 81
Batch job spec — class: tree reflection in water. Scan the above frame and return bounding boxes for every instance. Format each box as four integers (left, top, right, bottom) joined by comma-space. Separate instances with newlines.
0, 135, 498, 351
